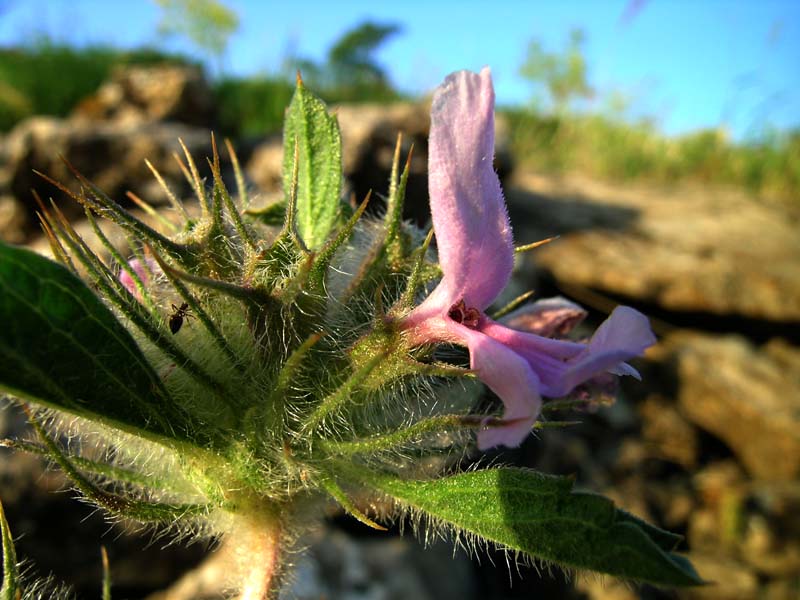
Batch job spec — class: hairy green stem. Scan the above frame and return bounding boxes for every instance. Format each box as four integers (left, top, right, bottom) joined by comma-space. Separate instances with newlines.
320, 414, 468, 456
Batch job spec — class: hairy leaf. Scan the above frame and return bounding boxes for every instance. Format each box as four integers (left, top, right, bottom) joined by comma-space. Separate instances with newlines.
363, 467, 703, 587
0, 242, 192, 444
282, 77, 342, 249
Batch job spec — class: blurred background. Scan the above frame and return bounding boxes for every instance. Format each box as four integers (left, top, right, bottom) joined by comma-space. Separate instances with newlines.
0, 1, 798, 599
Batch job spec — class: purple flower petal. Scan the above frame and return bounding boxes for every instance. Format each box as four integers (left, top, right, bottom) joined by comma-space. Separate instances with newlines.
481, 320, 585, 396
589, 306, 656, 355
501, 296, 588, 337
446, 321, 541, 449
119, 258, 155, 301
560, 306, 655, 387
481, 319, 585, 360
398, 68, 658, 451
427, 67, 514, 311
479, 307, 655, 398
543, 306, 655, 396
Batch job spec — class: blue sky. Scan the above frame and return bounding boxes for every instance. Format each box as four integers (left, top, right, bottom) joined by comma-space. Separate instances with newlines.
1, 0, 798, 139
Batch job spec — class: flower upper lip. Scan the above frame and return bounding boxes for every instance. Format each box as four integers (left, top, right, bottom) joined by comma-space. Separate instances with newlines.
399, 67, 656, 450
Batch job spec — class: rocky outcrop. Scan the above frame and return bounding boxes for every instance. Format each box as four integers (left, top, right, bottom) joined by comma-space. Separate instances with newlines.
654, 333, 800, 481
508, 173, 800, 322
0, 116, 214, 231
0, 65, 220, 243
72, 64, 214, 127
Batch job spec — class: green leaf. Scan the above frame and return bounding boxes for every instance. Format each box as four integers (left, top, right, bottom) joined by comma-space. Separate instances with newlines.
359, 467, 703, 587
27, 413, 208, 523
0, 242, 190, 444
282, 76, 343, 249
0, 498, 20, 600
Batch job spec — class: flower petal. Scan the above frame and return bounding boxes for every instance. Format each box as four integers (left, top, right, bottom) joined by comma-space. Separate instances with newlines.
481, 319, 585, 360
481, 320, 585, 397
479, 307, 655, 398
543, 306, 655, 396
501, 296, 588, 337
119, 258, 157, 301
589, 306, 656, 354
556, 306, 655, 390
428, 67, 514, 310
443, 321, 541, 449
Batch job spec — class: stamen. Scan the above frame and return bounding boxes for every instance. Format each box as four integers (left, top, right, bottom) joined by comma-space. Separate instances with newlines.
448, 299, 481, 328
448, 299, 466, 323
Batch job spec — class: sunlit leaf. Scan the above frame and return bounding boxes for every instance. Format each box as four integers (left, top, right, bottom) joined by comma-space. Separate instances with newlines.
362, 467, 703, 587
282, 77, 343, 249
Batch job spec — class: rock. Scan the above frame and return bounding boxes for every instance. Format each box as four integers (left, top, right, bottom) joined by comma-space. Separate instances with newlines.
638, 395, 699, 468
763, 579, 800, 600
334, 102, 431, 176
574, 577, 639, 600
741, 511, 800, 577
688, 460, 800, 580
72, 64, 214, 127
0, 194, 28, 243
658, 332, 800, 480
693, 460, 747, 507
280, 527, 478, 600
0, 115, 216, 233
683, 554, 759, 599
507, 173, 800, 322
739, 482, 800, 577
245, 135, 283, 193
688, 461, 748, 552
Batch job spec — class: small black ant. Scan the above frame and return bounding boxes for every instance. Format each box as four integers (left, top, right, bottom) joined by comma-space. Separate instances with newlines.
169, 302, 194, 334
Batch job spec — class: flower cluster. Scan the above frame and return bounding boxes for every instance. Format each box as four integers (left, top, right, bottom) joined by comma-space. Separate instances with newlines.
399, 68, 655, 449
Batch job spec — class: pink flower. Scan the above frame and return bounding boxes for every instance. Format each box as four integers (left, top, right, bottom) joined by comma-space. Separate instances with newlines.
400, 68, 656, 449
119, 257, 157, 301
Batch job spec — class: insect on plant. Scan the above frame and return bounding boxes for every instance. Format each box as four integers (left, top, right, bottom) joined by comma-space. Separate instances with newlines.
168, 302, 193, 334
